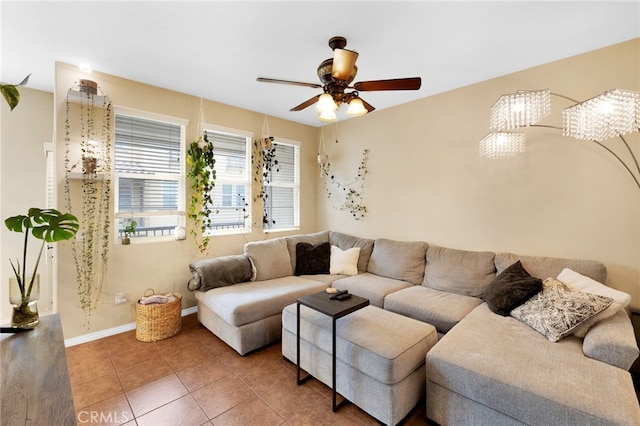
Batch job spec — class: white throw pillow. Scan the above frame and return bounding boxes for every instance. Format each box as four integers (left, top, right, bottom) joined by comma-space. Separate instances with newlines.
330, 245, 361, 276
557, 268, 630, 338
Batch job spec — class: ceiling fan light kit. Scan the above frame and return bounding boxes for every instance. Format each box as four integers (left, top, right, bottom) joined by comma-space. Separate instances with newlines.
257, 36, 422, 122
346, 97, 367, 117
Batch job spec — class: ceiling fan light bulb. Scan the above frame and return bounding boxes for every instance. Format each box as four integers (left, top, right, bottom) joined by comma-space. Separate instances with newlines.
318, 110, 337, 122
316, 93, 338, 112
346, 98, 367, 116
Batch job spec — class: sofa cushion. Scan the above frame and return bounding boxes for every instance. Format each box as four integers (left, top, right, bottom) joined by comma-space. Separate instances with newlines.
187, 254, 253, 291
194, 275, 326, 327
367, 238, 428, 285
424, 246, 496, 297
483, 261, 542, 316
333, 272, 413, 307
495, 252, 607, 283
244, 238, 292, 281
295, 241, 330, 275
511, 278, 613, 342
283, 304, 437, 385
329, 231, 374, 273
329, 245, 360, 276
582, 309, 640, 370
285, 231, 329, 273
426, 303, 640, 425
557, 267, 631, 338
383, 285, 483, 333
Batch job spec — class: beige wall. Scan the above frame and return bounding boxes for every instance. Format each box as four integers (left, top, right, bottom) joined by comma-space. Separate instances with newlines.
54, 62, 319, 338
1, 88, 53, 323
317, 39, 640, 307
3, 39, 638, 338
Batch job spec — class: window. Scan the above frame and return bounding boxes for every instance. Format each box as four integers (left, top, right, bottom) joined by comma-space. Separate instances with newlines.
263, 139, 300, 231
205, 126, 251, 234
114, 110, 186, 240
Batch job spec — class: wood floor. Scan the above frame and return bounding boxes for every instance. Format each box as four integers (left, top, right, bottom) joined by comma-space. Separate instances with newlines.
66, 313, 429, 425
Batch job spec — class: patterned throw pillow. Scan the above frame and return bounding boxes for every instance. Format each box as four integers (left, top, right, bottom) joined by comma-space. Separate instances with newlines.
511, 278, 613, 342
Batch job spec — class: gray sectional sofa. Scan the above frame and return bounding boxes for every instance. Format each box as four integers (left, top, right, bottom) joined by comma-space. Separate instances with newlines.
187, 230, 640, 425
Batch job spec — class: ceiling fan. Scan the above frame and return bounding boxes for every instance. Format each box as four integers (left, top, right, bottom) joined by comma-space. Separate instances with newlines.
257, 36, 422, 122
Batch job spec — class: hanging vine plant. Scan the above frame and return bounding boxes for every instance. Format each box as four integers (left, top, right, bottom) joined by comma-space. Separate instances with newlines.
252, 136, 280, 227
321, 148, 369, 220
187, 131, 216, 253
63, 80, 112, 323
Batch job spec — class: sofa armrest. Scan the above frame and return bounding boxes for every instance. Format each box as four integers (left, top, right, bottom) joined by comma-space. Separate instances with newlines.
187, 255, 253, 292
583, 309, 639, 370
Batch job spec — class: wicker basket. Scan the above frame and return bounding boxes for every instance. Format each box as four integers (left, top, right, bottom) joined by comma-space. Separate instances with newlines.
135, 289, 182, 342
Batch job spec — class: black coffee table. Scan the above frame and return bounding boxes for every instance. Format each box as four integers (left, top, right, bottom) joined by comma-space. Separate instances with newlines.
296, 291, 369, 411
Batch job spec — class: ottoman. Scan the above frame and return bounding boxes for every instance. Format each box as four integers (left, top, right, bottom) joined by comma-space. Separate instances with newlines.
282, 303, 438, 425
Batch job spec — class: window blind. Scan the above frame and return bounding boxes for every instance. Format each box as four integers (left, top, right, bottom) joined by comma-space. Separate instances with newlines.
114, 113, 184, 238
205, 130, 250, 232
264, 142, 299, 231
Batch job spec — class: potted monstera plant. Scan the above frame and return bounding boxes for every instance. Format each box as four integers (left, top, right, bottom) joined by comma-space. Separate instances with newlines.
5, 208, 79, 327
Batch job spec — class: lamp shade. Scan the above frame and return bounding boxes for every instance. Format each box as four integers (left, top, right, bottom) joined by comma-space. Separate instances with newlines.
563, 89, 640, 141
316, 93, 338, 112
479, 132, 526, 159
346, 98, 367, 116
318, 109, 337, 122
490, 89, 551, 130
332, 49, 359, 81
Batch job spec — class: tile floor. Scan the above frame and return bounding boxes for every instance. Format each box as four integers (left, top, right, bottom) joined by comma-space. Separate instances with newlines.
67, 313, 430, 425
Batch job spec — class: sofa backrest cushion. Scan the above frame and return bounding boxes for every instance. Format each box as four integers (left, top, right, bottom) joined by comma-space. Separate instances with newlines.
285, 231, 329, 273
244, 238, 293, 281
424, 246, 496, 297
367, 238, 428, 285
495, 252, 607, 283
329, 231, 375, 273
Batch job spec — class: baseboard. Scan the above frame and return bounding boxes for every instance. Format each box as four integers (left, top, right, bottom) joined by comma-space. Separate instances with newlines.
64, 306, 198, 347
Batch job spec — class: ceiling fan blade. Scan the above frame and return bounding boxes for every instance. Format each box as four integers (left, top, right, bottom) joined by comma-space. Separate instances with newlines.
332, 48, 359, 81
359, 97, 375, 113
353, 77, 422, 91
290, 94, 321, 111
257, 77, 322, 89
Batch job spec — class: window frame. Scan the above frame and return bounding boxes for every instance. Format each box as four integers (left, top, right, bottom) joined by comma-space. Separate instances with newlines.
203, 124, 253, 236
263, 137, 301, 233
113, 106, 188, 244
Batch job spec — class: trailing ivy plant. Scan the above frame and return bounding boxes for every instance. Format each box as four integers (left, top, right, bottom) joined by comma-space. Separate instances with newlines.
63, 82, 112, 323
322, 149, 369, 220
187, 131, 216, 253
252, 137, 280, 227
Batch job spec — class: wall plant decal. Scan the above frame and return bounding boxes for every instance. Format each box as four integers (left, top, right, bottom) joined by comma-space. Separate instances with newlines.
63, 80, 112, 323
187, 131, 216, 253
321, 148, 369, 220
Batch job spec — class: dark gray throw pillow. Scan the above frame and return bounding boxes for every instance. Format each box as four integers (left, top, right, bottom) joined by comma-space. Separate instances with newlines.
484, 260, 543, 316
188, 254, 253, 292
295, 241, 330, 275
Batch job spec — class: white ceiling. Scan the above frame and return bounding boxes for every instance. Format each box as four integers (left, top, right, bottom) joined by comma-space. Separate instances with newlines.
2, 1, 639, 127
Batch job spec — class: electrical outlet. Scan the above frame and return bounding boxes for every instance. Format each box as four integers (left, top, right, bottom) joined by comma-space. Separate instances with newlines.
115, 293, 128, 305
76, 230, 85, 242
